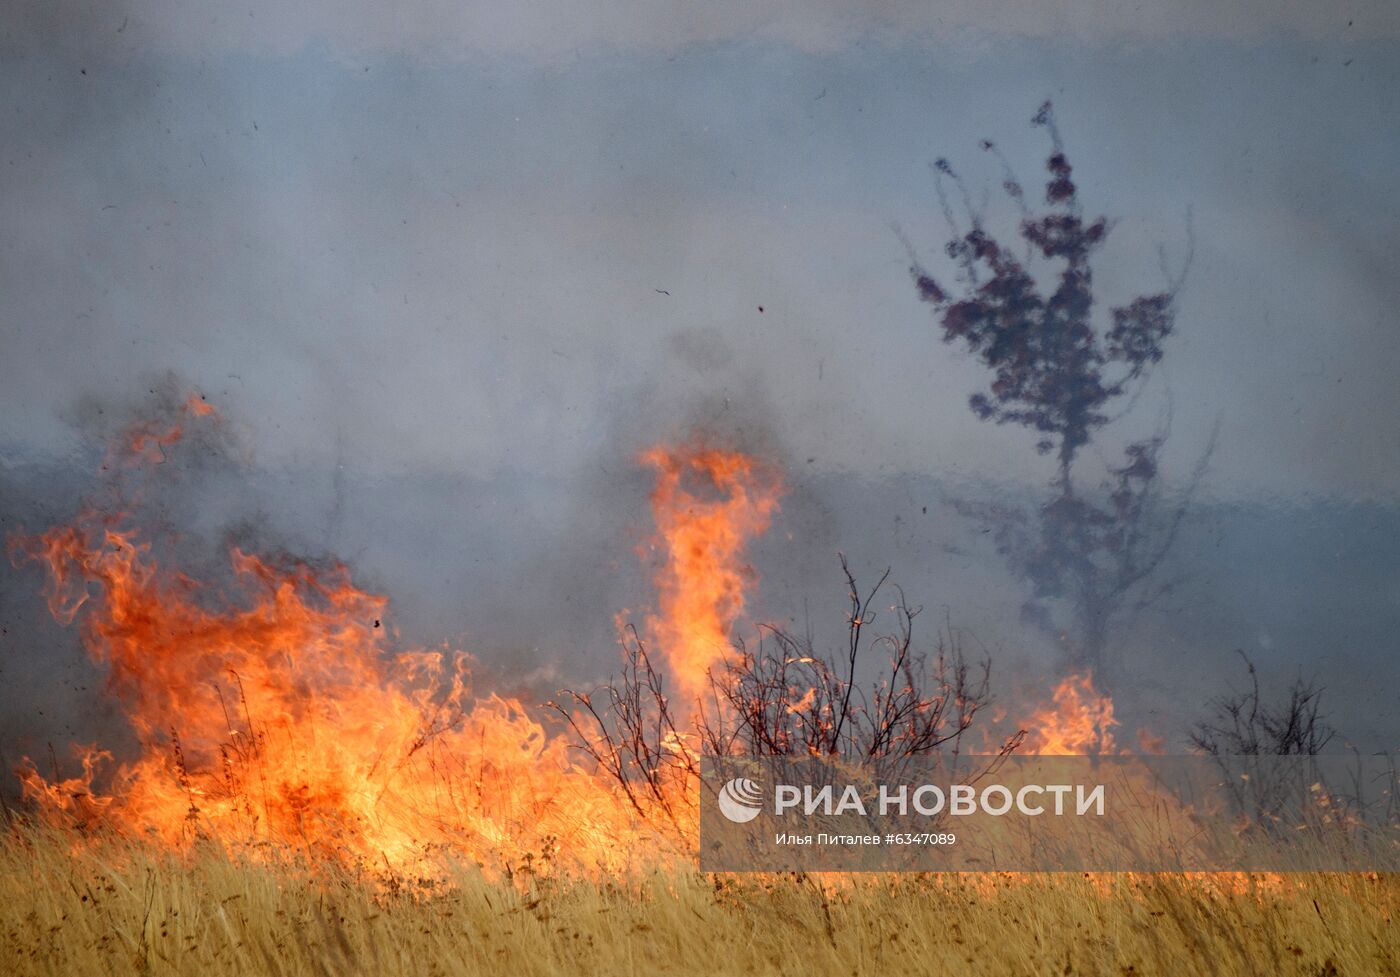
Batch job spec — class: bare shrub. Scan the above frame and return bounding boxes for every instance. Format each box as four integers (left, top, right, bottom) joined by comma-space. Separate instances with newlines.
551, 557, 1019, 830
1189, 650, 1335, 758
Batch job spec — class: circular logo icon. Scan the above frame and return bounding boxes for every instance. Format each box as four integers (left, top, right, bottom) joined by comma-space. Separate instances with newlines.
717, 777, 764, 823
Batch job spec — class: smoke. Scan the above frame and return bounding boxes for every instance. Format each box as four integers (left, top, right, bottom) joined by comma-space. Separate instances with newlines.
3, 370, 1398, 800
1, 15, 1397, 787
4, 0, 1394, 63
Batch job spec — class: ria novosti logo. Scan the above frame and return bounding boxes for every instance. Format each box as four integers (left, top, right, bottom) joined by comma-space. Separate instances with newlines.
713, 774, 1110, 823
717, 777, 764, 823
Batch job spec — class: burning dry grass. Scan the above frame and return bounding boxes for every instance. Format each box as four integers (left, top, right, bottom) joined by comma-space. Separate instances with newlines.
1, 826, 1395, 977
6, 395, 1395, 974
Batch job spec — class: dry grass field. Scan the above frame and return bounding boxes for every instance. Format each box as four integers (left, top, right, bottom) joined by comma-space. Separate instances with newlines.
1, 827, 1394, 977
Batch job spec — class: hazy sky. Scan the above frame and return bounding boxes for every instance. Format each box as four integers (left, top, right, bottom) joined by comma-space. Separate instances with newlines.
2, 1, 1398, 501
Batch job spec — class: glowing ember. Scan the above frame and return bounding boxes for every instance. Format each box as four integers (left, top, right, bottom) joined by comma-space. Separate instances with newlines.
184, 393, 219, 419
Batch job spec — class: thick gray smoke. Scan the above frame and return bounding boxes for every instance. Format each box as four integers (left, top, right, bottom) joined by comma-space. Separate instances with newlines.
3, 375, 1396, 770
2, 3, 1398, 786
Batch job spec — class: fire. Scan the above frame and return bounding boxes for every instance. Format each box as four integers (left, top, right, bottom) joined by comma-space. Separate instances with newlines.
8, 405, 681, 877
7, 390, 1158, 881
184, 392, 219, 419
641, 440, 781, 709
1020, 672, 1118, 755
6, 409, 791, 877
11, 515, 653, 874
117, 422, 184, 468
103, 391, 219, 470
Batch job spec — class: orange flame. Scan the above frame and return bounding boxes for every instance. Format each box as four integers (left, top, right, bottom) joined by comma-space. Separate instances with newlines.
184, 392, 219, 419
101, 391, 219, 471
10, 391, 1172, 880
7, 402, 739, 877
10, 517, 655, 875
1021, 672, 1118, 755
640, 440, 781, 709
